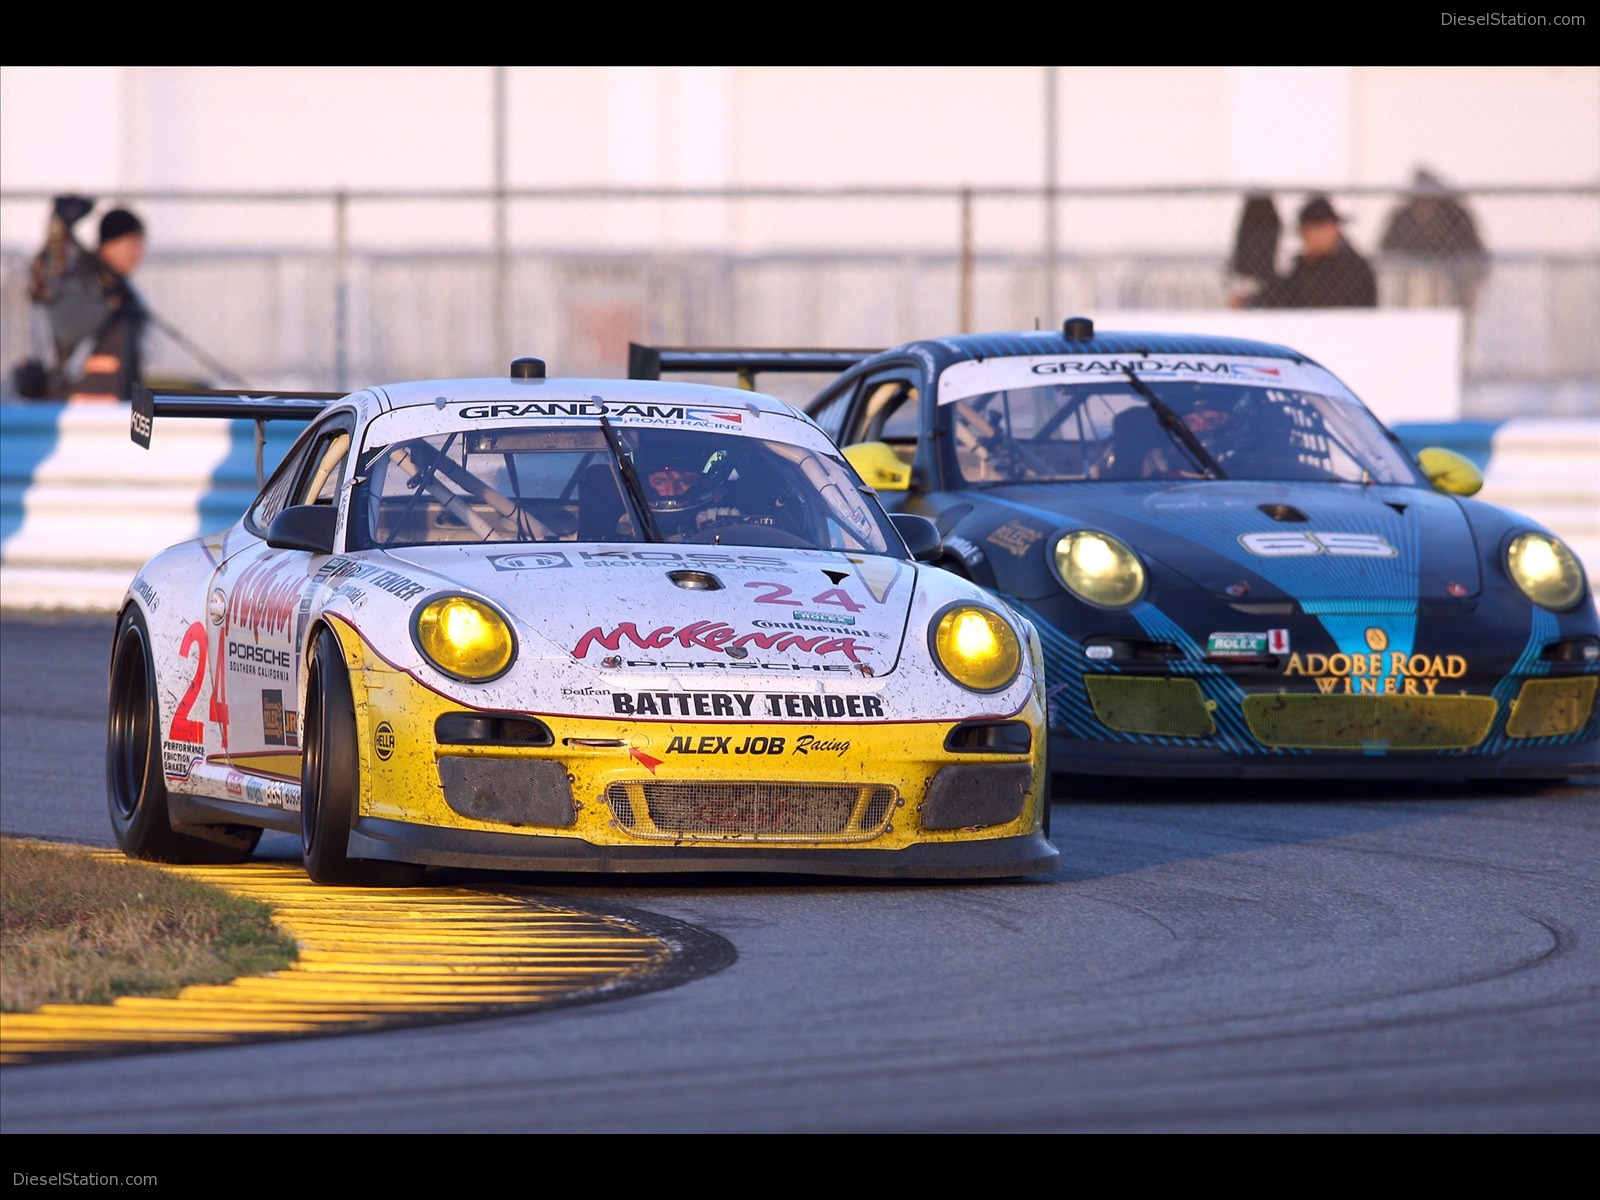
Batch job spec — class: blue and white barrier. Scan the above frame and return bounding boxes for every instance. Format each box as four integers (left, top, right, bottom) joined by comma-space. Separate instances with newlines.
1, 401, 302, 611
1, 402, 1596, 612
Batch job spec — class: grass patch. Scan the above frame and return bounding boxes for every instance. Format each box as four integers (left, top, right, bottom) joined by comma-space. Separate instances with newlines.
0, 837, 298, 1012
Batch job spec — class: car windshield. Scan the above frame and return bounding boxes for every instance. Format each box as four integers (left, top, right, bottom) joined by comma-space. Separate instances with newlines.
349, 424, 899, 554
944, 380, 1422, 486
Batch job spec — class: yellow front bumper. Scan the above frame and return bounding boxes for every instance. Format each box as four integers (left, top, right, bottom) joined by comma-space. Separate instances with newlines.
341, 632, 1050, 865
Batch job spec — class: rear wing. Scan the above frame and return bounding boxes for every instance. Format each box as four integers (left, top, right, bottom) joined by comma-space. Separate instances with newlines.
132, 383, 346, 487
627, 343, 876, 391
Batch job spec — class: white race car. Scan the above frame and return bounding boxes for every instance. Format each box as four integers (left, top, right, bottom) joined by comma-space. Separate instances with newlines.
109, 359, 1057, 884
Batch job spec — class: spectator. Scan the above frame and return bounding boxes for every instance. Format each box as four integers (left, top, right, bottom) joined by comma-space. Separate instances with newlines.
1239, 194, 1377, 309
1379, 166, 1488, 312
1225, 191, 1283, 308
38, 203, 149, 401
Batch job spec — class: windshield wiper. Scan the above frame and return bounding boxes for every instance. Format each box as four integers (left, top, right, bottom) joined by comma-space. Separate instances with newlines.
1122, 367, 1227, 479
600, 416, 662, 543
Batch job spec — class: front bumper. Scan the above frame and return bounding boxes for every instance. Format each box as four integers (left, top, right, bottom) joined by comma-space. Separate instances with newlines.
1042, 661, 1599, 780
340, 630, 1056, 878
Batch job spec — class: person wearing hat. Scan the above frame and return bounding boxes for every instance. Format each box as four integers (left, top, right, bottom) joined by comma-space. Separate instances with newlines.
1244, 194, 1377, 309
39, 203, 149, 401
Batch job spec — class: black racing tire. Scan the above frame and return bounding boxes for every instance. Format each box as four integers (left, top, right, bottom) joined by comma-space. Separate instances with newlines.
106, 607, 261, 864
301, 627, 423, 887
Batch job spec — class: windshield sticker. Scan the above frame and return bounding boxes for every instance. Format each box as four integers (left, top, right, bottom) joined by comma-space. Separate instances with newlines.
457, 401, 742, 425
937, 353, 1348, 406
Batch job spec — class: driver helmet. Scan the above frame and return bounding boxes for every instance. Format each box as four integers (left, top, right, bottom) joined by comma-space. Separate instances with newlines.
1177, 394, 1234, 438
635, 437, 734, 521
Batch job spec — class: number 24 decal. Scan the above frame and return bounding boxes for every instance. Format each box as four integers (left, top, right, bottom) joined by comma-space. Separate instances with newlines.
746, 581, 865, 612
168, 622, 208, 743
168, 620, 231, 748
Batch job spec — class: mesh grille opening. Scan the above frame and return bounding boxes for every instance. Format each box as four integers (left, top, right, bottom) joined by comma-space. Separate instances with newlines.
1085, 676, 1216, 737
604, 780, 898, 843
1242, 693, 1497, 749
1506, 677, 1597, 739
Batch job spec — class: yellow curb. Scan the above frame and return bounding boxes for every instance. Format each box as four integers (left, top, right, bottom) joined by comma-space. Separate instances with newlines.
1, 849, 686, 1066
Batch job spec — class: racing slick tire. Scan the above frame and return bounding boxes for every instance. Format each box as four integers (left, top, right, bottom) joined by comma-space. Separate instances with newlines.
107, 607, 262, 865
301, 627, 423, 887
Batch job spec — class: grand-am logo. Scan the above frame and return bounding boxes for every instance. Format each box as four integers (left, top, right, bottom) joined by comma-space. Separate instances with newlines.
1031, 358, 1234, 377
1240, 531, 1397, 558
575, 621, 870, 663
458, 401, 742, 424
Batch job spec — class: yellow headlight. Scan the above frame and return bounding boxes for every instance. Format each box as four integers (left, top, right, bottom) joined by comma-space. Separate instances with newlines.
932, 604, 1022, 692
1053, 531, 1146, 607
413, 595, 516, 680
1507, 532, 1585, 611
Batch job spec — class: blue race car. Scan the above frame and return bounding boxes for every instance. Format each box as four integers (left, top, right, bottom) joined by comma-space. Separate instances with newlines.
629, 321, 1600, 782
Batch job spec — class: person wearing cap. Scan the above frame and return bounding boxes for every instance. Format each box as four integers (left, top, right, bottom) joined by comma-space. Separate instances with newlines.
1243, 194, 1377, 309
42, 205, 149, 401
1379, 166, 1488, 312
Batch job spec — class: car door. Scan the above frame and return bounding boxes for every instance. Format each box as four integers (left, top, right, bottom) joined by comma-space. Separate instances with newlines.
207, 411, 355, 787
826, 367, 926, 514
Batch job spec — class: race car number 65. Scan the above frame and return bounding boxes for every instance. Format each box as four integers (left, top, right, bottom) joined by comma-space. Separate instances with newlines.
1240, 532, 1397, 557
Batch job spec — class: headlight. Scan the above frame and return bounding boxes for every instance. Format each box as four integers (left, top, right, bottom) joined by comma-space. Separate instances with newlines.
931, 603, 1022, 692
412, 594, 517, 681
1053, 530, 1146, 607
1506, 532, 1585, 611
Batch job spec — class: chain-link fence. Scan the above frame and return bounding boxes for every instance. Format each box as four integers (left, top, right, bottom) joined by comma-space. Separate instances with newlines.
3, 183, 1596, 417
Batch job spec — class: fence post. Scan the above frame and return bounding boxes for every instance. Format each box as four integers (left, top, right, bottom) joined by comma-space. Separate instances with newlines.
334, 188, 349, 391
960, 187, 974, 334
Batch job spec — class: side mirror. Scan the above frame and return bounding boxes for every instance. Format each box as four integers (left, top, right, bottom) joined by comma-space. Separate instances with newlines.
844, 441, 912, 492
266, 503, 338, 554
1416, 447, 1483, 496
890, 513, 942, 562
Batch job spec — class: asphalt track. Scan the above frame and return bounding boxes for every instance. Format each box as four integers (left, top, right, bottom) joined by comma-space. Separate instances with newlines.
2, 612, 1598, 1135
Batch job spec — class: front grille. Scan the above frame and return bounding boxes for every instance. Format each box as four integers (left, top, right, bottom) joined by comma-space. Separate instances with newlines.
604, 780, 898, 842
1506, 677, 1597, 738
1085, 676, 1216, 737
1242, 693, 1497, 749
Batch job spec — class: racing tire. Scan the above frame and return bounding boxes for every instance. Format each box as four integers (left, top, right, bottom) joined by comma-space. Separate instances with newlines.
106, 608, 261, 865
301, 627, 423, 887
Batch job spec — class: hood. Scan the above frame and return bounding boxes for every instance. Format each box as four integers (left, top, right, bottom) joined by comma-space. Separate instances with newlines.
380, 543, 917, 677
978, 480, 1483, 603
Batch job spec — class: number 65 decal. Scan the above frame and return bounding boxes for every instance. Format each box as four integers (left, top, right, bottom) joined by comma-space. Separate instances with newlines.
1240, 531, 1397, 557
